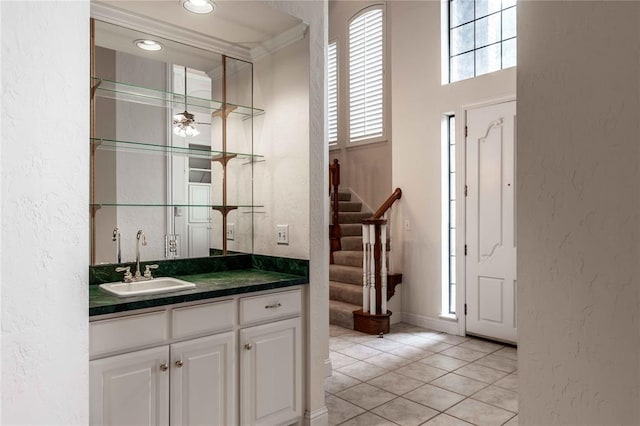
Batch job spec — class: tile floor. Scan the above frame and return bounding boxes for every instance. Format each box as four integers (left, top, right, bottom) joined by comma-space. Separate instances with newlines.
326, 323, 518, 426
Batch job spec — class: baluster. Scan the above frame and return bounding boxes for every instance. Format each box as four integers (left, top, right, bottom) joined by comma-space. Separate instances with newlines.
386, 210, 393, 274
369, 224, 377, 315
362, 223, 369, 313
381, 221, 388, 314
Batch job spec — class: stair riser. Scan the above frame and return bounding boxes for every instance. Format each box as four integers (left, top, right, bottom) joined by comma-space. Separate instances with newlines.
339, 202, 363, 212
340, 224, 362, 237
329, 268, 363, 285
330, 309, 354, 329
337, 192, 351, 201
330, 283, 362, 306
333, 252, 363, 268
339, 212, 372, 224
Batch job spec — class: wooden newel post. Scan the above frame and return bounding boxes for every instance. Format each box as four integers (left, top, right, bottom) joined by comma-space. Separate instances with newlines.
329, 159, 341, 263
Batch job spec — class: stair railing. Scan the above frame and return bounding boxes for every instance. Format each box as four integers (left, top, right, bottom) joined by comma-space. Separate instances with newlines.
361, 188, 402, 315
329, 159, 341, 263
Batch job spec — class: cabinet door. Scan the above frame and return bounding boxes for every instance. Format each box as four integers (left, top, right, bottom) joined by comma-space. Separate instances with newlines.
90, 346, 170, 426
240, 317, 302, 426
171, 333, 236, 426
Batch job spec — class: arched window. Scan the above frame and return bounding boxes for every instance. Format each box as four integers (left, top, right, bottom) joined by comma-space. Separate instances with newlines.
349, 6, 384, 143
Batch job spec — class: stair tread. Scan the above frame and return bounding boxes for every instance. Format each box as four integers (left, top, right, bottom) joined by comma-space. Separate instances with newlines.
329, 299, 361, 311
329, 263, 363, 284
338, 201, 363, 212
340, 224, 363, 236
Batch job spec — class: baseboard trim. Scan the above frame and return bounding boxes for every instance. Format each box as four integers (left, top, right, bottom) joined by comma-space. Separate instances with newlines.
304, 407, 329, 426
401, 312, 461, 335
324, 357, 332, 378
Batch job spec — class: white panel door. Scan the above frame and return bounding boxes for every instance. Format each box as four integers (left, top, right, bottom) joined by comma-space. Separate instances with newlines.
188, 183, 211, 257
465, 100, 517, 343
90, 346, 170, 426
240, 317, 302, 426
170, 333, 236, 426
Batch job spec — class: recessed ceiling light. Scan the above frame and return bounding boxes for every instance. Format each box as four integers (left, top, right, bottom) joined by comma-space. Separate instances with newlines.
182, 0, 215, 14
134, 39, 163, 51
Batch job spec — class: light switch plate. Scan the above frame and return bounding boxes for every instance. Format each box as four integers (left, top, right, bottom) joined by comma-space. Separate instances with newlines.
277, 224, 289, 245
226, 223, 235, 241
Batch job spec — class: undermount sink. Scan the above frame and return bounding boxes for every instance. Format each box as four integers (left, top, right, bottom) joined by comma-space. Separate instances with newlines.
99, 277, 196, 298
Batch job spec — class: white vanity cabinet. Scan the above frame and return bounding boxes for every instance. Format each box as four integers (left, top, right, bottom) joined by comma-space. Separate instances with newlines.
89, 287, 303, 426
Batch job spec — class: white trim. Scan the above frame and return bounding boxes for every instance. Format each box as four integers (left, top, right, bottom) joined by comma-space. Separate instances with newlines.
324, 358, 332, 378
91, 1, 252, 61
304, 407, 329, 426
250, 22, 309, 61
401, 312, 462, 336
440, 0, 450, 85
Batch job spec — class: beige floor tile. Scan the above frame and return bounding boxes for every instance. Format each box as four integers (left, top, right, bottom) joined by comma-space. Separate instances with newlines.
427, 333, 470, 345
420, 354, 469, 371
340, 333, 379, 344
493, 346, 517, 361
406, 329, 443, 341
331, 337, 356, 351
441, 346, 487, 362
338, 412, 398, 426
386, 333, 433, 347
330, 325, 353, 337
362, 336, 407, 352
365, 352, 413, 369
415, 340, 454, 353
458, 339, 504, 354
430, 373, 488, 396
368, 371, 425, 395
336, 383, 397, 410
504, 414, 518, 425
337, 343, 384, 360
337, 360, 389, 381
325, 371, 361, 394
472, 385, 518, 413
372, 397, 438, 426
387, 345, 435, 361
474, 354, 518, 373
494, 373, 518, 392
395, 362, 448, 382
454, 363, 508, 384
331, 351, 360, 369
403, 383, 466, 411
445, 399, 515, 426
422, 413, 474, 426
326, 394, 365, 426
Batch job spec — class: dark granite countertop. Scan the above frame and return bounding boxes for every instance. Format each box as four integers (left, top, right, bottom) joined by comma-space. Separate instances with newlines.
89, 255, 309, 317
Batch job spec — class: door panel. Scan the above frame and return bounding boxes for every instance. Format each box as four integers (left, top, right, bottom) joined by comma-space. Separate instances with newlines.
465, 100, 517, 343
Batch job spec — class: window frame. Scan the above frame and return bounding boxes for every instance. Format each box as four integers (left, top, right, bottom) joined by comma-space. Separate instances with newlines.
347, 3, 388, 147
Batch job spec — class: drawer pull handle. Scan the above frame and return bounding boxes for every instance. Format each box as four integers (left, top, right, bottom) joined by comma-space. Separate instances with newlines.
160, 363, 169, 372
175, 360, 184, 368
245, 343, 253, 350
265, 302, 282, 309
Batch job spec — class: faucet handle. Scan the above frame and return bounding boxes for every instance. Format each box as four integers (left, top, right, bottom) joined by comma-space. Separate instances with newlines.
143, 264, 159, 279
115, 266, 133, 283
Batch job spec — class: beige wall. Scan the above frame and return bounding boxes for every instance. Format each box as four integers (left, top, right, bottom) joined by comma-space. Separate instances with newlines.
517, 1, 640, 423
390, 1, 515, 329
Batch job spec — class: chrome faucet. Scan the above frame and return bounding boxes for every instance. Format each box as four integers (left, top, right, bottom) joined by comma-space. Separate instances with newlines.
112, 227, 121, 264
135, 230, 147, 279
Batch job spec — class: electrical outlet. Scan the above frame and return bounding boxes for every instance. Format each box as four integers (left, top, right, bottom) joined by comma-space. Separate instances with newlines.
226, 223, 235, 241
277, 224, 289, 245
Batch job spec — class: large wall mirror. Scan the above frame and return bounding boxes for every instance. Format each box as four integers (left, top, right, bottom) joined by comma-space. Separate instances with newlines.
91, 20, 259, 265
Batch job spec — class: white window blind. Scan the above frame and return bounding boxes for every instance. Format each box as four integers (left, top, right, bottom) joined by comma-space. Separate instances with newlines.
328, 41, 338, 145
349, 7, 384, 142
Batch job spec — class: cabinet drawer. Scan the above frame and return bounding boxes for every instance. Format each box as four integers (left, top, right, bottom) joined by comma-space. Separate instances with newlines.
239, 289, 301, 325
172, 299, 235, 339
90, 311, 168, 358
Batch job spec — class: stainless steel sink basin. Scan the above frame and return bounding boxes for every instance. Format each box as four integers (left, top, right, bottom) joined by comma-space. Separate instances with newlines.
99, 277, 196, 297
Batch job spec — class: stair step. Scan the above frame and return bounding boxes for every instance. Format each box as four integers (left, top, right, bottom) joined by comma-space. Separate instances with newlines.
339, 211, 372, 224
339, 201, 363, 212
329, 264, 362, 285
329, 300, 359, 329
338, 191, 351, 201
330, 281, 363, 306
333, 251, 363, 268
340, 223, 363, 237
341, 236, 363, 251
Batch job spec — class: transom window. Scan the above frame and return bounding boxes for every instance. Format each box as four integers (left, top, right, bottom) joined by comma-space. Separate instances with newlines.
448, 0, 517, 83
349, 6, 384, 143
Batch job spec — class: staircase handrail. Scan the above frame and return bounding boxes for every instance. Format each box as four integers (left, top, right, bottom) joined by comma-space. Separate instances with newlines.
371, 187, 402, 219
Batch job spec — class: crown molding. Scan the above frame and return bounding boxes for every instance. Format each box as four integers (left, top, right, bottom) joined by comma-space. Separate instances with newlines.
250, 22, 308, 61
91, 1, 253, 62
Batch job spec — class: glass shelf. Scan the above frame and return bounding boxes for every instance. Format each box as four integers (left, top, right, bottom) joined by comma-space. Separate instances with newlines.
91, 77, 264, 119
90, 138, 263, 162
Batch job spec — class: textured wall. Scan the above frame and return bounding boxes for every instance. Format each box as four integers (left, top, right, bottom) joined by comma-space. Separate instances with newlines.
1, 1, 90, 424
517, 1, 640, 423
389, 1, 515, 329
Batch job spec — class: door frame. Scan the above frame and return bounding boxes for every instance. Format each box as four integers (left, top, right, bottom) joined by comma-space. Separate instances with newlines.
455, 95, 516, 338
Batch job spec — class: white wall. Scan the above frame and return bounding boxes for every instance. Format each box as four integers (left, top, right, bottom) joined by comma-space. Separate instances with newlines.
390, 1, 516, 330
1, 1, 90, 424
517, 2, 640, 423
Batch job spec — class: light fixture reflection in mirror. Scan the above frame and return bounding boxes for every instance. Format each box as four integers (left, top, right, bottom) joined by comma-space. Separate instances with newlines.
172, 66, 200, 137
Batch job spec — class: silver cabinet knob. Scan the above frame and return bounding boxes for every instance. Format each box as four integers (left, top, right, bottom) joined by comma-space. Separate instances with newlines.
160, 363, 169, 371
244, 343, 253, 350
175, 360, 184, 368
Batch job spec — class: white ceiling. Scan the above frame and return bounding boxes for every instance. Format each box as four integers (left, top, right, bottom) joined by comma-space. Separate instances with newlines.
100, 0, 303, 49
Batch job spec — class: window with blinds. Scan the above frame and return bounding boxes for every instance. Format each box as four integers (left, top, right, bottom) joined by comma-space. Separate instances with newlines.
349, 6, 384, 143
328, 41, 338, 145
